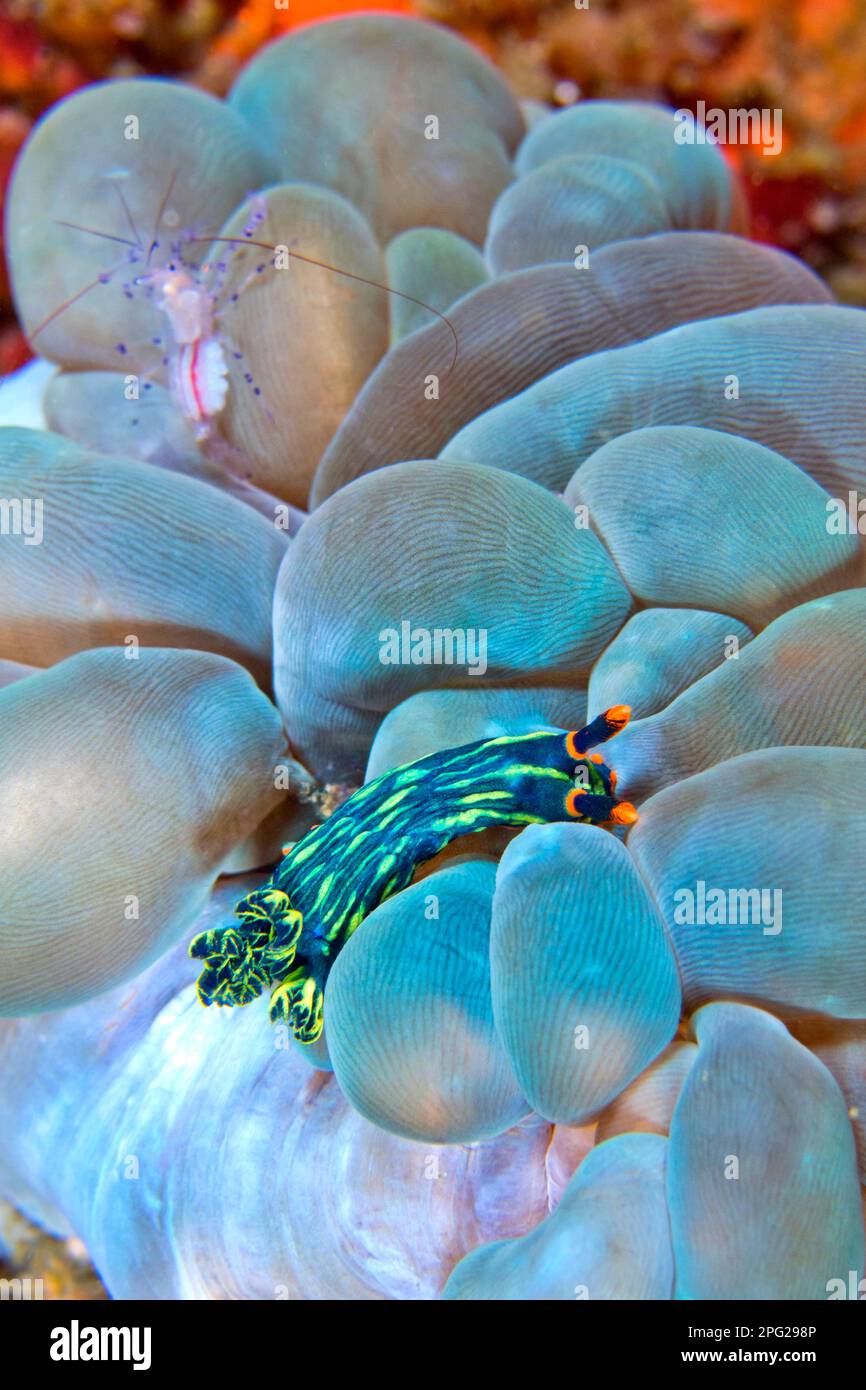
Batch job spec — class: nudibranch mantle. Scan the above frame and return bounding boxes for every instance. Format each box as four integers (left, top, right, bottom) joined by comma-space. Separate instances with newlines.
190, 707, 636, 1043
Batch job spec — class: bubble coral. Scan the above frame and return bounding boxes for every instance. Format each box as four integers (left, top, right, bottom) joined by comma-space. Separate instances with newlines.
227, 15, 525, 244
0, 13, 864, 1303
0, 647, 285, 1015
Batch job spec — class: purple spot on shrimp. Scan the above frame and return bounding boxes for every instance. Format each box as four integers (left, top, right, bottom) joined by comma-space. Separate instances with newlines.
115, 344, 127, 355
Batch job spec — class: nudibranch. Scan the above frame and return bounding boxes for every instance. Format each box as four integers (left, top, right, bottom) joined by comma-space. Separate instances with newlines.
190, 706, 637, 1043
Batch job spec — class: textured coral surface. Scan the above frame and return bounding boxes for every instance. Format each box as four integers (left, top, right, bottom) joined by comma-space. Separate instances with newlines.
0, 12, 864, 1302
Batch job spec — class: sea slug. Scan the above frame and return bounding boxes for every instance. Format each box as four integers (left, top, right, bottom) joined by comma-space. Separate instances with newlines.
190, 706, 636, 1042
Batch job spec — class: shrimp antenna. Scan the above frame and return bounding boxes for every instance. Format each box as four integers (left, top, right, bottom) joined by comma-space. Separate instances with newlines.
54, 171, 179, 261
109, 179, 144, 250
34, 169, 182, 344
581, 265, 647, 354
55, 221, 139, 250
148, 168, 179, 266
25, 253, 131, 343
188, 234, 461, 378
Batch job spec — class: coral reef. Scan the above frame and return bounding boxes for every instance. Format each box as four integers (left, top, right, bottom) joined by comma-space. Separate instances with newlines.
0, 13, 863, 1302
421, 0, 866, 302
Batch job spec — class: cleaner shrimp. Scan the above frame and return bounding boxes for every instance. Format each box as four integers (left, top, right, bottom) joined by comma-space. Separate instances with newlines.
24, 169, 461, 449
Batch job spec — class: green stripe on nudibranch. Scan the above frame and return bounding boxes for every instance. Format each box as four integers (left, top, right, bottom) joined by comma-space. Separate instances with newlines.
189, 705, 637, 1044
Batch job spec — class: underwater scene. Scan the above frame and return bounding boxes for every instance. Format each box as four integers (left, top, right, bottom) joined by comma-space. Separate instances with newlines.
0, 0, 865, 1331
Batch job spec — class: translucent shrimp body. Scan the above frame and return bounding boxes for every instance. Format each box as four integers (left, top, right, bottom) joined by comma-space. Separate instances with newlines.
142, 268, 227, 429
